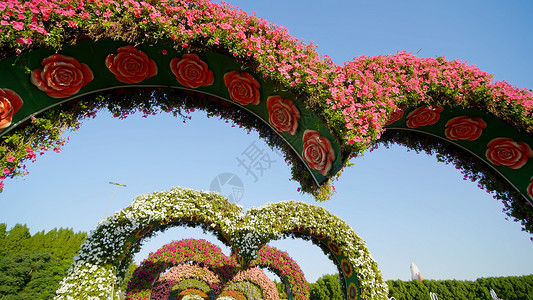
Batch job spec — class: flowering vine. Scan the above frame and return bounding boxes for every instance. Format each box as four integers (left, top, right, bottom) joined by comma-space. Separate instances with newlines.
0, 0, 532, 235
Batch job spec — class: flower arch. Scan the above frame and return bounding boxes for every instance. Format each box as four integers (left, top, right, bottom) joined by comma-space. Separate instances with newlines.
56, 187, 386, 299
0, 0, 532, 234
128, 240, 287, 300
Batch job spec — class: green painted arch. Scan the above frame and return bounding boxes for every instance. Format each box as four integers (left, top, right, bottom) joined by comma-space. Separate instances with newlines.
56, 187, 386, 299
1, 0, 532, 232
0, 38, 345, 187
381, 104, 533, 232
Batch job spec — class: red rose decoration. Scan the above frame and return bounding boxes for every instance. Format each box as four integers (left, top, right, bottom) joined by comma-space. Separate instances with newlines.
0, 89, 23, 131
302, 130, 336, 176
105, 45, 157, 84
31, 54, 93, 98
385, 107, 404, 125
170, 54, 214, 88
445, 116, 487, 141
267, 95, 300, 135
486, 137, 532, 169
224, 71, 261, 105
406, 105, 443, 128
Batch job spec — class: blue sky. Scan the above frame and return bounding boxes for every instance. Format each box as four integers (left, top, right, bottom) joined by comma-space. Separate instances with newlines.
1, 0, 532, 283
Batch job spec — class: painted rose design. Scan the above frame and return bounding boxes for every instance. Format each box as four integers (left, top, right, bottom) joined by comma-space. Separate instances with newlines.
266, 95, 300, 135
406, 105, 443, 128
445, 116, 487, 141
31, 54, 93, 98
302, 130, 335, 176
170, 54, 214, 88
486, 137, 532, 169
105, 45, 157, 84
385, 107, 404, 125
224, 71, 261, 105
0, 89, 23, 131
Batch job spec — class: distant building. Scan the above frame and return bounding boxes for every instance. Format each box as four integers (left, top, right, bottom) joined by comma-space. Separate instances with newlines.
410, 262, 424, 281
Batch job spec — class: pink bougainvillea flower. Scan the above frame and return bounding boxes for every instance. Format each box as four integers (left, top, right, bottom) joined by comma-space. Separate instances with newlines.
302, 130, 335, 176
0, 89, 23, 131
105, 45, 157, 84
266, 95, 300, 135
170, 54, 214, 88
224, 71, 261, 105
31, 54, 93, 98
445, 116, 487, 141
486, 137, 532, 169
406, 105, 444, 128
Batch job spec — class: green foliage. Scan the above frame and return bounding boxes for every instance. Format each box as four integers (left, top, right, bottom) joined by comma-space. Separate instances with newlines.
0, 224, 87, 262
308, 273, 533, 300
309, 274, 343, 300
0, 223, 88, 298
0, 251, 70, 299
274, 280, 288, 299
386, 275, 533, 300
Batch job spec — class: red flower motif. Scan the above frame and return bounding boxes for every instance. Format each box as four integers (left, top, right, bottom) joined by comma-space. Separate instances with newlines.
348, 283, 358, 300
135, 224, 154, 238
406, 105, 443, 128
445, 116, 487, 141
105, 45, 157, 84
31, 54, 93, 98
170, 54, 214, 88
385, 107, 404, 125
266, 95, 300, 135
224, 71, 261, 105
302, 129, 336, 176
341, 259, 353, 277
0, 89, 23, 132
327, 240, 341, 255
486, 137, 532, 169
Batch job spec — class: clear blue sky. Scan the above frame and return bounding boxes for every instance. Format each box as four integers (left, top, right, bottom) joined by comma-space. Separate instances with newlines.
1, 0, 532, 283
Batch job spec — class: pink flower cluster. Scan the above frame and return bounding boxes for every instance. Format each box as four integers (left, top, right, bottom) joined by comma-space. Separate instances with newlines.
232, 267, 279, 300
127, 239, 236, 293
253, 245, 309, 300
127, 239, 307, 300
3, 0, 531, 150
151, 263, 221, 299
330, 52, 533, 144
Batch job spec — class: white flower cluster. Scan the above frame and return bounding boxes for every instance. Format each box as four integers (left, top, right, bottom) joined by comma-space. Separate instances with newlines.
55, 187, 242, 299
243, 200, 389, 299
217, 297, 237, 300
55, 187, 388, 299
182, 294, 205, 300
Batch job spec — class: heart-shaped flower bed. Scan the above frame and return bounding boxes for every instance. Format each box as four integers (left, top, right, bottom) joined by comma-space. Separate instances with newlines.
127, 239, 288, 299
56, 187, 387, 299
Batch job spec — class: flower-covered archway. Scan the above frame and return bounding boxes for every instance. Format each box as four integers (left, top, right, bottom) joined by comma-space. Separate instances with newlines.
126, 239, 297, 300
56, 187, 386, 299
0, 0, 532, 234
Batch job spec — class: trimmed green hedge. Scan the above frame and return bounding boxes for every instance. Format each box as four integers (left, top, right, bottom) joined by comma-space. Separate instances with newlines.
387, 275, 533, 300
307, 273, 533, 300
